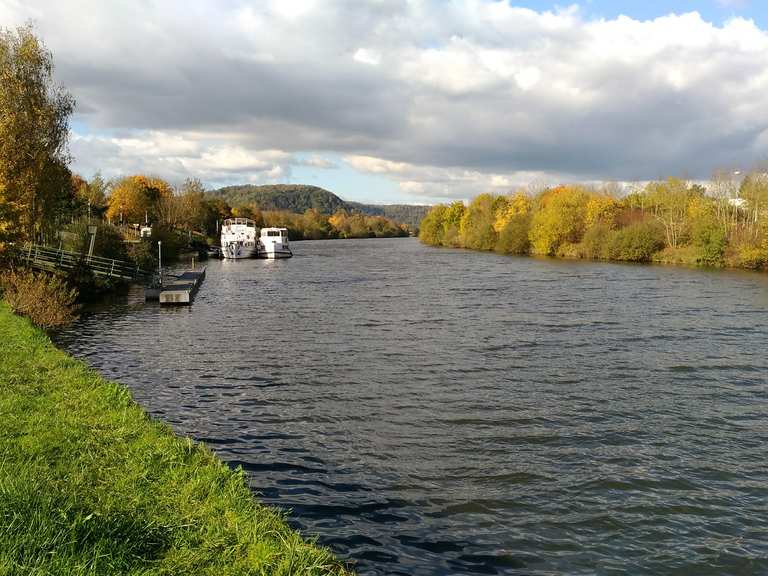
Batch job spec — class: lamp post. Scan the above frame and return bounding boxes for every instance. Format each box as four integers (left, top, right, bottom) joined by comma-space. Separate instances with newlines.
86, 224, 98, 262
158, 240, 162, 286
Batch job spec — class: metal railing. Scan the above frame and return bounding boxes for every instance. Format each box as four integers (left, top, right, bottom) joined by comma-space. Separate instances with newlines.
13, 244, 149, 281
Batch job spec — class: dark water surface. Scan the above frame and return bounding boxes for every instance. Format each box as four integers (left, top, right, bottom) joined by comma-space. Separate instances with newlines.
54, 237, 768, 575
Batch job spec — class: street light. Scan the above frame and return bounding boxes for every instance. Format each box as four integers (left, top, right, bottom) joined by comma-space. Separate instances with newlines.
86, 224, 98, 261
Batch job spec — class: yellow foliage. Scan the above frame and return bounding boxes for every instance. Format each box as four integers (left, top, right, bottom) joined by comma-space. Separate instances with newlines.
106, 175, 172, 224
585, 194, 620, 229
529, 186, 590, 255
328, 211, 347, 230
493, 192, 531, 232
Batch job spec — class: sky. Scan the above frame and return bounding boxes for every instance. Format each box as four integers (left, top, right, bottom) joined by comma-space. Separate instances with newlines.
2, 0, 768, 204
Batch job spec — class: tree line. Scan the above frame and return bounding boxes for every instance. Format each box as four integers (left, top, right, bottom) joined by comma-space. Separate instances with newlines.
0, 24, 407, 266
420, 175, 768, 270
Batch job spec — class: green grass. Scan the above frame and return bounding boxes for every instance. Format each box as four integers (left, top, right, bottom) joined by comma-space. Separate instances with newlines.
0, 303, 350, 575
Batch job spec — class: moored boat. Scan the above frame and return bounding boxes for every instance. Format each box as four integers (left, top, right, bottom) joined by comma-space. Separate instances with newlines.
221, 218, 258, 259
258, 227, 292, 259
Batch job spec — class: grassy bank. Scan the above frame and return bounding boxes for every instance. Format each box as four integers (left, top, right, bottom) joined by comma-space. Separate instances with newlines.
0, 303, 348, 575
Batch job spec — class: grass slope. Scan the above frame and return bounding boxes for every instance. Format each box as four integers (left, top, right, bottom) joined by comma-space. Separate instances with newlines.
0, 303, 349, 576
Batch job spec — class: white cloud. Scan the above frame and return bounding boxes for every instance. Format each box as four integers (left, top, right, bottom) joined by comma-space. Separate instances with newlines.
345, 154, 564, 200
4, 1, 768, 199
353, 48, 381, 66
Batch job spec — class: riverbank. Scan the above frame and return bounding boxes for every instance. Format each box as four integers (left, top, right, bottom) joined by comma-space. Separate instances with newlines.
0, 303, 349, 575
418, 186, 768, 273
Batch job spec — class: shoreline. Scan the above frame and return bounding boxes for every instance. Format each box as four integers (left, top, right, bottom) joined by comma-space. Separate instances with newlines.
420, 241, 768, 275
0, 303, 350, 575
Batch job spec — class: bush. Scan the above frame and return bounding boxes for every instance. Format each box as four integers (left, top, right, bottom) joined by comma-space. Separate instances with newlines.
691, 221, 727, 267
61, 221, 128, 261
580, 224, 613, 260
151, 225, 187, 263
606, 221, 666, 262
126, 240, 156, 271
652, 245, 702, 266
555, 242, 582, 259
1, 268, 78, 328
731, 244, 768, 270
495, 214, 531, 255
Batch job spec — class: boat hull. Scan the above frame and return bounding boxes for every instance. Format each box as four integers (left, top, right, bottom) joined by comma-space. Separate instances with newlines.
259, 248, 293, 259
221, 242, 258, 259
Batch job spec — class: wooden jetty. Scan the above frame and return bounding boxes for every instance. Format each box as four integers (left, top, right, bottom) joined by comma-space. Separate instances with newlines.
145, 267, 206, 305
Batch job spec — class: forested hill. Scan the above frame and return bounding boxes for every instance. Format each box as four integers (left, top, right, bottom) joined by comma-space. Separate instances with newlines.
346, 202, 431, 230
210, 184, 347, 214
210, 184, 430, 229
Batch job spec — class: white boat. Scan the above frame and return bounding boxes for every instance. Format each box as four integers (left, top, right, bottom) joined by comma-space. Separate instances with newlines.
258, 227, 292, 259
221, 218, 258, 259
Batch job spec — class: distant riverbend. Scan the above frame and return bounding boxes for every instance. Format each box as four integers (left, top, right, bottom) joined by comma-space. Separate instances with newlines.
54, 237, 768, 575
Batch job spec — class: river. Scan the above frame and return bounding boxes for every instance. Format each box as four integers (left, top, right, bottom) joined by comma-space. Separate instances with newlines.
53, 237, 768, 575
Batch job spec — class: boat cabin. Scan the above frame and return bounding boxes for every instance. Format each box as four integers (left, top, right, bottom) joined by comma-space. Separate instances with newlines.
261, 227, 289, 238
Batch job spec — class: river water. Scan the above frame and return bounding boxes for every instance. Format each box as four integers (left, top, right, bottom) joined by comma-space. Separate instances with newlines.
53, 237, 768, 575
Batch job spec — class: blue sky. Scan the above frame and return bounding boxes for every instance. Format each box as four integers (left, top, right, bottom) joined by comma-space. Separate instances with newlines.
522, 1, 765, 26
4, 0, 768, 204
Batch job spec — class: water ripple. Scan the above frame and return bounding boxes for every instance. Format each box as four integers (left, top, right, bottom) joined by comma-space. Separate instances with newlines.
53, 238, 768, 575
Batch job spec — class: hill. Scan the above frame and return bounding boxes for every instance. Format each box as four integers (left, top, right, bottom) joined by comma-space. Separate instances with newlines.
210, 184, 430, 229
347, 202, 431, 230
210, 184, 348, 214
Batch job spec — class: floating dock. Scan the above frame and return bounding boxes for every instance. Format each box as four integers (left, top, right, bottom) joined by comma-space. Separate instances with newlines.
145, 267, 206, 305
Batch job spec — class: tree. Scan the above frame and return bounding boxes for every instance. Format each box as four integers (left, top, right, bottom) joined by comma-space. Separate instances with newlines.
419, 205, 447, 246
107, 175, 172, 225
644, 178, 696, 249
441, 201, 466, 247
175, 177, 209, 231
460, 194, 496, 251
585, 194, 620, 230
0, 24, 75, 243
528, 186, 590, 255
739, 171, 768, 238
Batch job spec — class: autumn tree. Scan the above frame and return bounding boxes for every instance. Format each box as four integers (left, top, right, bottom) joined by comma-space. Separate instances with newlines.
460, 194, 497, 251
107, 175, 172, 225
419, 205, 448, 246
441, 201, 466, 247
494, 191, 531, 232
644, 178, 697, 248
528, 186, 590, 255
0, 24, 75, 243
739, 171, 768, 238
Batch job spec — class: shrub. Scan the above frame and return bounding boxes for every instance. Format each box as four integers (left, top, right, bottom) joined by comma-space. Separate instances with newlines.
555, 242, 583, 259
690, 214, 726, 267
61, 221, 128, 261
1, 268, 78, 328
528, 186, 590, 255
495, 214, 531, 255
151, 225, 187, 263
732, 244, 768, 270
580, 224, 613, 260
460, 194, 497, 251
606, 221, 666, 262
126, 240, 156, 271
